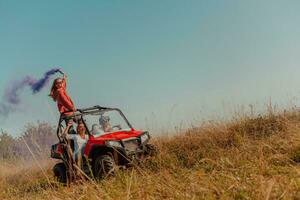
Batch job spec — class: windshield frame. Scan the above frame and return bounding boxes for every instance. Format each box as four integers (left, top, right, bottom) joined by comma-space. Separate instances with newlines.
57, 107, 133, 140
82, 109, 133, 135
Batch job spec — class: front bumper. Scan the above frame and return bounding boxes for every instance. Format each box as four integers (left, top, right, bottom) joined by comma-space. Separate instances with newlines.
106, 134, 150, 159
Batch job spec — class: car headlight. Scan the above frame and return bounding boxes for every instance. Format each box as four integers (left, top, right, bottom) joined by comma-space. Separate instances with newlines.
141, 132, 150, 143
106, 140, 122, 148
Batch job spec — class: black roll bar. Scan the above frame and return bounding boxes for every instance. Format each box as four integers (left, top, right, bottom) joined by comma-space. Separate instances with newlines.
56, 105, 133, 141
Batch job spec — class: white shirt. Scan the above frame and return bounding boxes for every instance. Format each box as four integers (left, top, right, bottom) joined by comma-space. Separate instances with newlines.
66, 134, 88, 159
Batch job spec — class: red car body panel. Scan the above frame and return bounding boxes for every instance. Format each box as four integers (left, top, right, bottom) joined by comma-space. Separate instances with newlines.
84, 128, 144, 156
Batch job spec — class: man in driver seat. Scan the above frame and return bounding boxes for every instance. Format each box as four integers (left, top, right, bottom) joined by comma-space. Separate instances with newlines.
99, 115, 122, 133
99, 115, 113, 132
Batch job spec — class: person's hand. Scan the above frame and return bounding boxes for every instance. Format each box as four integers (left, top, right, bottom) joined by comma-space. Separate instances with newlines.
112, 124, 122, 130
67, 121, 73, 127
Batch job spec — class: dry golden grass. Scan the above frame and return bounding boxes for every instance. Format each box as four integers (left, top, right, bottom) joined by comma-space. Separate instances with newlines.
1, 109, 300, 199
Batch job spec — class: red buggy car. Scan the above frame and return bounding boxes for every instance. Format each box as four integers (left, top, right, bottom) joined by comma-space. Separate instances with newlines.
51, 106, 158, 183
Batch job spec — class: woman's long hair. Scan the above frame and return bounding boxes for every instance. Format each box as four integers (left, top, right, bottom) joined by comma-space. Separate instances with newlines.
49, 78, 62, 102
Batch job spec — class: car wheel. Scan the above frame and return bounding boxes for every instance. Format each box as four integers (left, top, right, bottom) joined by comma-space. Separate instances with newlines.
53, 162, 67, 184
93, 154, 116, 180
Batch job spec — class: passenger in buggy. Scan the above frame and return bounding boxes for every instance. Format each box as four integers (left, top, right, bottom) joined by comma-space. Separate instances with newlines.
91, 124, 105, 137
63, 121, 89, 171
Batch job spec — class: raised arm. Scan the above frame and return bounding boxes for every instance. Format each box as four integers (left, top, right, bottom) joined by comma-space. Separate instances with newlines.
62, 74, 67, 89
62, 121, 77, 140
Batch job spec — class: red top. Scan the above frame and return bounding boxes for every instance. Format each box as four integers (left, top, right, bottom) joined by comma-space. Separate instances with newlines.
56, 78, 75, 116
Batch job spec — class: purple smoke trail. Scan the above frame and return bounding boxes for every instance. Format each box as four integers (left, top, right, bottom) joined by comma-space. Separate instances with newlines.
0, 103, 11, 117
31, 68, 62, 93
4, 76, 36, 105
0, 68, 62, 117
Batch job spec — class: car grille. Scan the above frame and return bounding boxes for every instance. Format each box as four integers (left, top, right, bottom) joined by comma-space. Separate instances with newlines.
123, 138, 140, 152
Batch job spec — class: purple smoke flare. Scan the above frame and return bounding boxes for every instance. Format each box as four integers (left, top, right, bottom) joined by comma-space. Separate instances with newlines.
0, 68, 62, 117
31, 68, 61, 93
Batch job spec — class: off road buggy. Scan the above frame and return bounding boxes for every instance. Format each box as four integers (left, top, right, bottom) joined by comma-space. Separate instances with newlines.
51, 106, 158, 183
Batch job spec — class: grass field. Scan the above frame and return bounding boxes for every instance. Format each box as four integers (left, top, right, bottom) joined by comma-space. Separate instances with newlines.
1, 108, 300, 199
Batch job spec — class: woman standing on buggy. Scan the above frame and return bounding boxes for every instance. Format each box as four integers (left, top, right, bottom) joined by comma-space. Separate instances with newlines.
49, 72, 76, 133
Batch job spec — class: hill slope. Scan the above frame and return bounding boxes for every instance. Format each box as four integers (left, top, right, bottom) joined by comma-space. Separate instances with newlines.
1, 110, 300, 199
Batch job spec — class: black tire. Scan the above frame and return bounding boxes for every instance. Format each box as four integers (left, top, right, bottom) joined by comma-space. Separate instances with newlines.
145, 144, 159, 157
53, 162, 67, 184
93, 154, 116, 180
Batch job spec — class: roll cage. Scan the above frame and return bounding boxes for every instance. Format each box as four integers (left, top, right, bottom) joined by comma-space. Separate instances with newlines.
56, 106, 133, 143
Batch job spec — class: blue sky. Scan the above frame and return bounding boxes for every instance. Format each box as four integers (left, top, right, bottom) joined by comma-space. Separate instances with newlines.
1, 0, 300, 135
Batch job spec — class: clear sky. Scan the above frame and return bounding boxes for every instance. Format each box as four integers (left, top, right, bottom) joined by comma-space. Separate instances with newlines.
1, 0, 300, 136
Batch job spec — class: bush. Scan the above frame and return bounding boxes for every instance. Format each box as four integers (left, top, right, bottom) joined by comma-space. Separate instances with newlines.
229, 114, 288, 139
0, 122, 57, 160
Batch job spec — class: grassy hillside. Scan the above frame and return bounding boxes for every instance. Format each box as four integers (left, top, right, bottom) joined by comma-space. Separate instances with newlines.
1, 109, 300, 199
